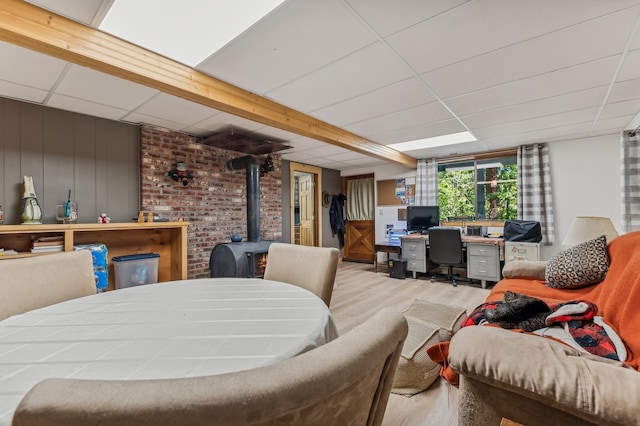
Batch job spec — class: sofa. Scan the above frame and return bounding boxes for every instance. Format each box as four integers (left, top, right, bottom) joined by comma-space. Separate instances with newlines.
446, 230, 640, 426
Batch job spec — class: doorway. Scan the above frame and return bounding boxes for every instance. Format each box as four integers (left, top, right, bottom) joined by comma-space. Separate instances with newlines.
289, 162, 322, 246
342, 174, 375, 263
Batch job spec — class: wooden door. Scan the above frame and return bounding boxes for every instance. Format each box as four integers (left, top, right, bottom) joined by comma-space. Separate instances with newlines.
299, 174, 315, 246
344, 220, 375, 263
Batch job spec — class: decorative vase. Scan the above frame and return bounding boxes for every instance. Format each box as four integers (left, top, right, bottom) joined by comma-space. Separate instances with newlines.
21, 176, 42, 224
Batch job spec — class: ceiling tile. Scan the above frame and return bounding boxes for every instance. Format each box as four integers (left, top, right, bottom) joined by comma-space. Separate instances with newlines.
47, 94, 129, 121
386, 0, 640, 74
372, 119, 467, 145
191, 112, 263, 135
0, 80, 48, 104
0, 42, 67, 90
55, 65, 159, 110
473, 107, 599, 140
444, 56, 620, 116
198, 0, 377, 93
121, 112, 187, 131
600, 99, 640, 119
346, 0, 469, 38
344, 101, 455, 137
616, 49, 640, 82
266, 42, 414, 112
607, 78, 640, 103
284, 137, 329, 151
422, 8, 636, 99
26, 0, 107, 25
297, 145, 352, 157
461, 86, 608, 129
133, 93, 219, 127
591, 115, 635, 132
312, 77, 437, 126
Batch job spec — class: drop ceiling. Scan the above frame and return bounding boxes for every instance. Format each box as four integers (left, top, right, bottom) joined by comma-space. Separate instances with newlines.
3, 0, 640, 171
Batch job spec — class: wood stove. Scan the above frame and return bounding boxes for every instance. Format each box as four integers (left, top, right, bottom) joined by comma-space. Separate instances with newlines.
209, 155, 278, 278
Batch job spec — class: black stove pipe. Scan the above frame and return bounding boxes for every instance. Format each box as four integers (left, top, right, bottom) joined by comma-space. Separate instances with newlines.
226, 155, 260, 242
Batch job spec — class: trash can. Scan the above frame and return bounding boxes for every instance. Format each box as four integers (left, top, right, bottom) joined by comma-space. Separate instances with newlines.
112, 253, 160, 289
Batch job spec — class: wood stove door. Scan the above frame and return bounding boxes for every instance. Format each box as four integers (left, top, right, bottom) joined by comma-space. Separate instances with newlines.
299, 174, 315, 246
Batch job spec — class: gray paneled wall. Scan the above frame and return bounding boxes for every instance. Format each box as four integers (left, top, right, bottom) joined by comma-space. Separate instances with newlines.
0, 97, 139, 224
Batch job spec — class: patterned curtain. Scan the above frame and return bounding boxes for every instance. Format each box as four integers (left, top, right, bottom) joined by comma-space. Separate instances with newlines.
346, 177, 374, 220
517, 144, 555, 244
621, 131, 640, 232
415, 158, 438, 206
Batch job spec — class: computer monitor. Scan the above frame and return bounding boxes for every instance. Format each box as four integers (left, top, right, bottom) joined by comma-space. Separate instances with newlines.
406, 205, 440, 234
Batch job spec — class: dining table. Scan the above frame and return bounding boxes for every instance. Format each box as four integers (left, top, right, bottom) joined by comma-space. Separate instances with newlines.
0, 277, 338, 425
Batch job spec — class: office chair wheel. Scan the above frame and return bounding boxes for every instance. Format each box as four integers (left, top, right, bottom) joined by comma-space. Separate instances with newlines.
452, 280, 458, 287
430, 277, 435, 283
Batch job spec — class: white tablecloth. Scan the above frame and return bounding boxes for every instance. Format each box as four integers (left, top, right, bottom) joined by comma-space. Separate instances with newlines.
0, 278, 338, 425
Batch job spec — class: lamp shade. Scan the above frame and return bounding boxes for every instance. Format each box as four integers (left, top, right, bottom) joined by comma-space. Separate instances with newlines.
562, 216, 619, 246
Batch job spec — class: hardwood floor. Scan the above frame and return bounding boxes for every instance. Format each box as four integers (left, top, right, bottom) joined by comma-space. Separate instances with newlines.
330, 260, 492, 426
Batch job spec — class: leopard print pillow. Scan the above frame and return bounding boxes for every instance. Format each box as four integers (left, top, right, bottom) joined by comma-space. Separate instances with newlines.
545, 235, 609, 289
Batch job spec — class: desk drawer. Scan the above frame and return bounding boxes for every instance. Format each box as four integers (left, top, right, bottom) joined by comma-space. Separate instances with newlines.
467, 243, 498, 258
401, 240, 425, 260
405, 258, 427, 273
468, 257, 499, 278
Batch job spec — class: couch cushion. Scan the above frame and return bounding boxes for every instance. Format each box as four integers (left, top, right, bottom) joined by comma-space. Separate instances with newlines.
545, 235, 609, 289
502, 260, 547, 280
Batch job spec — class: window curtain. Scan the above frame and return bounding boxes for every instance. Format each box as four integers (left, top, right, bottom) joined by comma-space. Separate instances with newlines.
621, 131, 640, 233
415, 158, 438, 205
347, 177, 374, 220
517, 144, 555, 244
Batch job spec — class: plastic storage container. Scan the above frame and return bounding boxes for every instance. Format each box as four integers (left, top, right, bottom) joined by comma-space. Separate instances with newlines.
112, 253, 160, 289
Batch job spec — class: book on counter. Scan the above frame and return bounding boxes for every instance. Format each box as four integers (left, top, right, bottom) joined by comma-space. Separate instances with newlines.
31, 235, 64, 248
30, 245, 64, 253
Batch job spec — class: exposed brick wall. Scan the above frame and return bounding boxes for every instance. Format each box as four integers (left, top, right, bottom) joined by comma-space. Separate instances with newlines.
140, 124, 282, 278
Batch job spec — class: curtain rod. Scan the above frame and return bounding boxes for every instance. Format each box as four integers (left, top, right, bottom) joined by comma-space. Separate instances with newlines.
436, 148, 518, 164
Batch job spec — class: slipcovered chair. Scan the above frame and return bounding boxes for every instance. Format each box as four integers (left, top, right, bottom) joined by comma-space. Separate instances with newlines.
263, 242, 339, 306
12, 308, 408, 426
0, 250, 96, 321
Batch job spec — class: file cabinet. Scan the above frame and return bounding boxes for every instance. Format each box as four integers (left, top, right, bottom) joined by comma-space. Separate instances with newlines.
401, 238, 427, 279
467, 242, 501, 289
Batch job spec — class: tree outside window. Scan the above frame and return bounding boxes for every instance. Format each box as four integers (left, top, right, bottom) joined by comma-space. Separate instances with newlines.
437, 156, 517, 221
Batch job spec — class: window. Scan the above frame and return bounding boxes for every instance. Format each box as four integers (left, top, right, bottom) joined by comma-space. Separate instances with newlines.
437, 155, 517, 221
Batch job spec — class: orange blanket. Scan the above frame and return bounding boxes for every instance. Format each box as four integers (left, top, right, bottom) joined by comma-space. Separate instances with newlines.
431, 230, 640, 381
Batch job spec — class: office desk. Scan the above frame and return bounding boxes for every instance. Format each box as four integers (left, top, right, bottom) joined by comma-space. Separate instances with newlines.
373, 241, 402, 273
0, 278, 338, 425
401, 234, 504, 287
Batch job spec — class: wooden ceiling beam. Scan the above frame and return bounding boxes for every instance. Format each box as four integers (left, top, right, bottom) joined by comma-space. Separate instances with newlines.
0, 0, 417, 169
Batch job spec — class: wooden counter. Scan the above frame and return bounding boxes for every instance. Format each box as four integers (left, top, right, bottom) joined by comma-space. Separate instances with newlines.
0, 222, 189, 290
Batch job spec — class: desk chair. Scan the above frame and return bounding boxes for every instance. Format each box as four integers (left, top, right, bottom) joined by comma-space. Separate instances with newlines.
428, 227, 471, 287
13, 308, 408, 426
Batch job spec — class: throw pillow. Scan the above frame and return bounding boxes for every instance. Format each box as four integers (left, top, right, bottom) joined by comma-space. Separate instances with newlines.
545, 235, 609, 289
